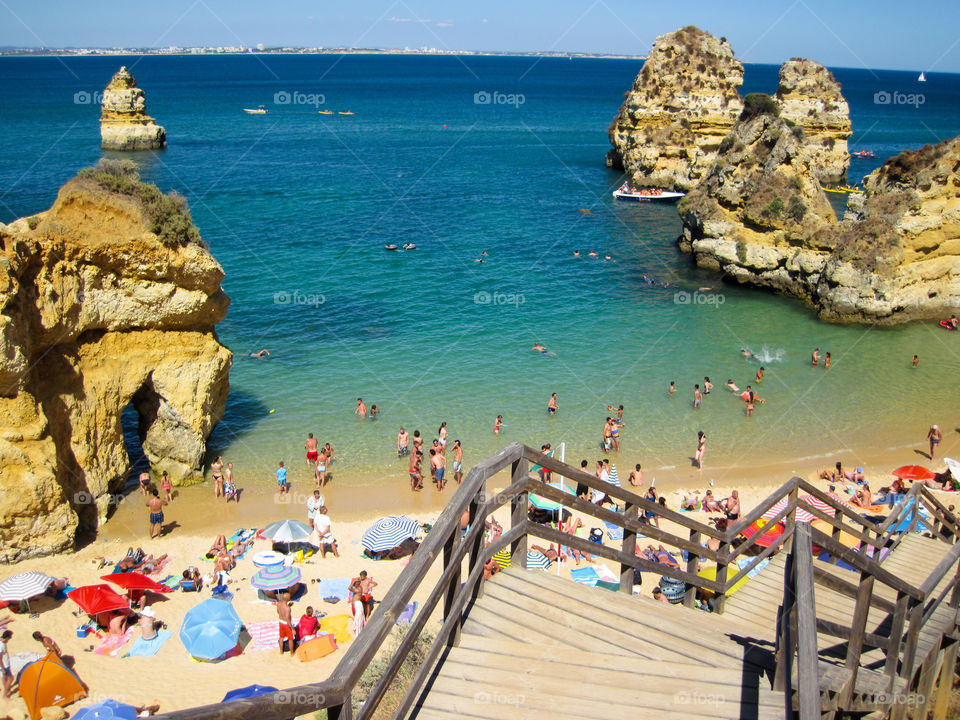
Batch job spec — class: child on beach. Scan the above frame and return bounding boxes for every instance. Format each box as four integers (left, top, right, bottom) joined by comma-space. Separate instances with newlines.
276, 461, 289, 495
161, 471, 172, 503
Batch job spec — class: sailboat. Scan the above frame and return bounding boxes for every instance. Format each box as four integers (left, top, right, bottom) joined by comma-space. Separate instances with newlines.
919, 72, 927, 82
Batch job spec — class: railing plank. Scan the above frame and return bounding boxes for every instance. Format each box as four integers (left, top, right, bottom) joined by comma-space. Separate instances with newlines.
839, 570, 875, 708
727, 476, 802, 540
814, 616, 889, 649
919, 487, 960, 540
620, 499, 639, 595
510, 457, 529, 568
793, 524, 821, 720
812, 565, 896, 614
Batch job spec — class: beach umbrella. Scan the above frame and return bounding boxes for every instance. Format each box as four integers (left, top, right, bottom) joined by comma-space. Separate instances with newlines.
100, 572, 169, 594
261, 519, 313, 543
66, 584, 128, 616
492, 549, 512, 568
739, 518, 785, 548
361, 515, 420, 553
251, 564, 301, 591
526, 550, 552, 570
71, 698, 139, 720
892, 465, 937, 481
179, 598, 243, 660
222, 684, 279, 702
944, 458, 960, 480
761, 497, 818, 525
18, 652, 87, 720
0, 572, 54, 611
529, 482, 576, 511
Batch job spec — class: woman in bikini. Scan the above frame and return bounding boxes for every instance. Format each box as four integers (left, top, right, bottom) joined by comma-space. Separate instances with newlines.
210, 457, 224, 498
316, 447, 328, 488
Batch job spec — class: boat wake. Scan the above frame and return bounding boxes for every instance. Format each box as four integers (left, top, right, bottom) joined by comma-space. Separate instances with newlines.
741, 345, 786, 363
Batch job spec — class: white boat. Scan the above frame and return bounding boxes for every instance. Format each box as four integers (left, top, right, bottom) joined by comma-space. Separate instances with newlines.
244, 105, 268, 115
612, 186, 686, 203
919, 72, 927, 82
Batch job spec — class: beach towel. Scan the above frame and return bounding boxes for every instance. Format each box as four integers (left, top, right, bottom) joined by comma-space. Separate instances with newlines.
158, 575, 180, 591
317, 578, 351, 603
319, 614, 353, 644
143, 557, 171, 580
604, 521, 624, 541
737, 556, 769, 579
246, 621, 281, 652
593, 564, 619, 583
124, 630, 171, 657
396, 602, 418, 626
95, 629, 135, 656
570, 567, 600, 587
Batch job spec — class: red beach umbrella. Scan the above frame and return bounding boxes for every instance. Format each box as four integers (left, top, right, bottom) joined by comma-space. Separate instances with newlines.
892, 465, 937, 481
66, 584, 129, 616
100, 572, 169, 594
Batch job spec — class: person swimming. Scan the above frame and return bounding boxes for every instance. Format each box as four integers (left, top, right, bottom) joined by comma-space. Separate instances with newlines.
726, 379, 740, 393
250, 349, 270, 358
532, 343, 548, 353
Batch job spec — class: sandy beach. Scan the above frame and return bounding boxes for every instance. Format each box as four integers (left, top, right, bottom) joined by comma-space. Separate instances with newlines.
2, 431, 956, 718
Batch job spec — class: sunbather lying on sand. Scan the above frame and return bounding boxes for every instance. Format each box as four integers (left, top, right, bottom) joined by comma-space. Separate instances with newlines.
530, 544, 567, 563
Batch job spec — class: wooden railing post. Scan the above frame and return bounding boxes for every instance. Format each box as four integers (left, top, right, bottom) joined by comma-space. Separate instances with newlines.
619, 500, 638, 594
683, 527, 701, 608
510, 458, 529, 568
774, 530, 797, 695
713, 540, 730, 614
890, 600, 924, 720
792, 524, 820, 720
838, 569, 875, 709
328, 698, 352, 720
442, 529, 461, 648
469, 480, 486, 601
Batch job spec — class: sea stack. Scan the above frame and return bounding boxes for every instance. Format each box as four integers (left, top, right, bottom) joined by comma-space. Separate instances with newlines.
99, 66, 167, 151
606, 26, 744, 191
0, 160, 230, 560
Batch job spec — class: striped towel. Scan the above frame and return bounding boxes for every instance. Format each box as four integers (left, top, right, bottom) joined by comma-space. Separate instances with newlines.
95, 629, 135, 656
246, 621, 280, 652
607, 465, 621, 487
604, 521, 624, 541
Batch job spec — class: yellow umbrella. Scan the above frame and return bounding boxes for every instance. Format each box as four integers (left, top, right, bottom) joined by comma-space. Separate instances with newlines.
698, 563, 751, 597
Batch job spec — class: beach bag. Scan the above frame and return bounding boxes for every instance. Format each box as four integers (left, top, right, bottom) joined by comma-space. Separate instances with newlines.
589, 528, 604, 544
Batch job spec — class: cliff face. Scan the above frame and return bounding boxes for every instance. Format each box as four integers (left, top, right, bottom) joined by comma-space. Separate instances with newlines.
606, 26, 744, 191
0, 162, 231, 560
776, 59, 852, 185
679, 122, 960, 323
100, 66, 166, 151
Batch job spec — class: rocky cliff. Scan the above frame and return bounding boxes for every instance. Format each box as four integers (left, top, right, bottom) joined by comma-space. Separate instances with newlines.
606, 26, 744, 191
606, 29, 851, 190
100, 66, 166, 151
678, 114, 960, 323
776, 59, 852, 185
0, 161, 231, 560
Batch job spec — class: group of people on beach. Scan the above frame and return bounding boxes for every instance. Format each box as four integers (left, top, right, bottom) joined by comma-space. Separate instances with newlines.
303, 434, 337, 488
399, 423, 463, 492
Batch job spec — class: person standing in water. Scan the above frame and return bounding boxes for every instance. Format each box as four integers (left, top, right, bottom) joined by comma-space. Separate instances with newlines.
210, 457, 224, 498
452, 440, 463, 484
397, 428, 409, 457
703, 377, 713, 394
355, 398, 367, 418
693, 384, 702, 409
755, 366, 765, 383
695, 431, 706, 470
438, 421, 448, 447
547, 393, 558, 415
494, 415, 503, 435
305, 433, 319, 466
628, 464, 643, 487
669, 381, 676, 397
824, 352, 832, 369
912, 355, 919, 368
928, 425, 943, 460
811, 348, 820, 366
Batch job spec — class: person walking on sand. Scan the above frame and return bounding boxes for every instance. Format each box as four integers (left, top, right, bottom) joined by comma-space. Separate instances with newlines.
147, 488, 167, 539
355, 397, 367, 418
305, 433, 319, 466
452, 440, 463, 484
811, 348, 820, 366
547, 393, 558, 415
160, 471, 173, 503
350, 571, 377, 621
307, 489, 324, 527
138, 471, 151, 496
1, 629, 13, 698
397, 427, 409, 457
695, 431, 706, 470
210, 456, 224, 497
928, 425, 943, 460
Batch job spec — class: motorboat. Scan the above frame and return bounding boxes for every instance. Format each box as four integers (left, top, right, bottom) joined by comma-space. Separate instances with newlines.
244, 105, 268, 115
612, 184, 685, 203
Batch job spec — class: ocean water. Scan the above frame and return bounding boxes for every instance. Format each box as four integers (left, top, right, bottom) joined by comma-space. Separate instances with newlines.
1, 54, 958, 494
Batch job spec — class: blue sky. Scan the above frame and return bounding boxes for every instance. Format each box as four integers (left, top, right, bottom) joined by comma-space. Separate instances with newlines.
1, 0, 957, 72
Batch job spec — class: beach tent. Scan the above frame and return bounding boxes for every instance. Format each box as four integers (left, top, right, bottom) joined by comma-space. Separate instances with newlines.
251, 565, 302, 591
18, 651, 87, 720
180, 597, 244, 660
66, 584, 128, 616
222, 684, 279, 702
262, 519, 313, 543
361, 516, 420, 553
71, 698, 139, 720
0, 572, 54, 611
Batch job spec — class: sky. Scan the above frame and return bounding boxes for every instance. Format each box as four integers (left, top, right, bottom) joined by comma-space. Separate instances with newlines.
1, 0, 957, 73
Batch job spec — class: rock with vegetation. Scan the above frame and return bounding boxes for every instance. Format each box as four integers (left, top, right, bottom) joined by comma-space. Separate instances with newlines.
679, 122, 960, 323
0, 160, 231, 560
606, 26, 744, 191
100, 66, 166, 151
776, 59, 851, 185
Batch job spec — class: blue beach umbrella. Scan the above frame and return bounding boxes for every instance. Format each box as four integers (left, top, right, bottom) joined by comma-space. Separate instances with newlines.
179, 598, 243, 660
529, 482, 576, 511
223, 684, 279, 702
526, 550, 552, 570
251, 564, 301, 592
361, 516, 420, 553
71, 699, 139, 720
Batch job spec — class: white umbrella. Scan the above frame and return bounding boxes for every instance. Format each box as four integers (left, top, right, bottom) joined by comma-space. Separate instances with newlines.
944, 458, 960, 480
261, 519, 313, 543
0, 572, 54, 611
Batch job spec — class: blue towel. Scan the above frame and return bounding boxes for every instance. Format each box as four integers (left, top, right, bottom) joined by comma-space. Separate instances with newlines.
397, 601, 418, 626
570, 567, 600, 586
603, 521, 624, 541
125, 630, 171, 657
317, 577, 351, 601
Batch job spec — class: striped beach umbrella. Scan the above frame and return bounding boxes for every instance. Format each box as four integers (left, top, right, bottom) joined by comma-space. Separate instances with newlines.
251, 565, 301, 591
492, 549, 512, 568
0, 572, 54, 604
607, 465, 621, 488
361, 516, 420, 553
529, 482, 575, 511
261, 519, 313, 543
761, 497, 818, 525
526, 551, 552, 570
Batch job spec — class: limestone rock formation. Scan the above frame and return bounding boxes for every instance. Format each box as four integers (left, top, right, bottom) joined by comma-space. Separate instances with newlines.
0, 161, 231, 560
100, 66, 166, 151
678, 116, 960, 324
776, 59, 851, 185
606, 26, 744, 191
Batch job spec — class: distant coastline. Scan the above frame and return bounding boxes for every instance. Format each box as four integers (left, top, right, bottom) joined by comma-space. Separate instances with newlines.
0, 47, 646, 60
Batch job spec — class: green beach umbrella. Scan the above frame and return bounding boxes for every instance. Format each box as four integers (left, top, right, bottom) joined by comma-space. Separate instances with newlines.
529, 482, 575, 512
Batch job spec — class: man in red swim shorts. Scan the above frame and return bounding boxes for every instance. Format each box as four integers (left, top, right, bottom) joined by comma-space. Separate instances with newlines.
305, 433, 319, 465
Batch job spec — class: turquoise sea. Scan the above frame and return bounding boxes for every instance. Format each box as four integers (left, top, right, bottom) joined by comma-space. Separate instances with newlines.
1, 55, 958, 495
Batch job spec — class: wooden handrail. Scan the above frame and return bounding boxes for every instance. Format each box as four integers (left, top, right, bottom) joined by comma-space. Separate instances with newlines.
726, 495, 797, 565
918, 486, 960, 540
875, 484, 922, 536
726, 476, 801, 539
724, 524, 795, 590
918, 539, 960, 598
